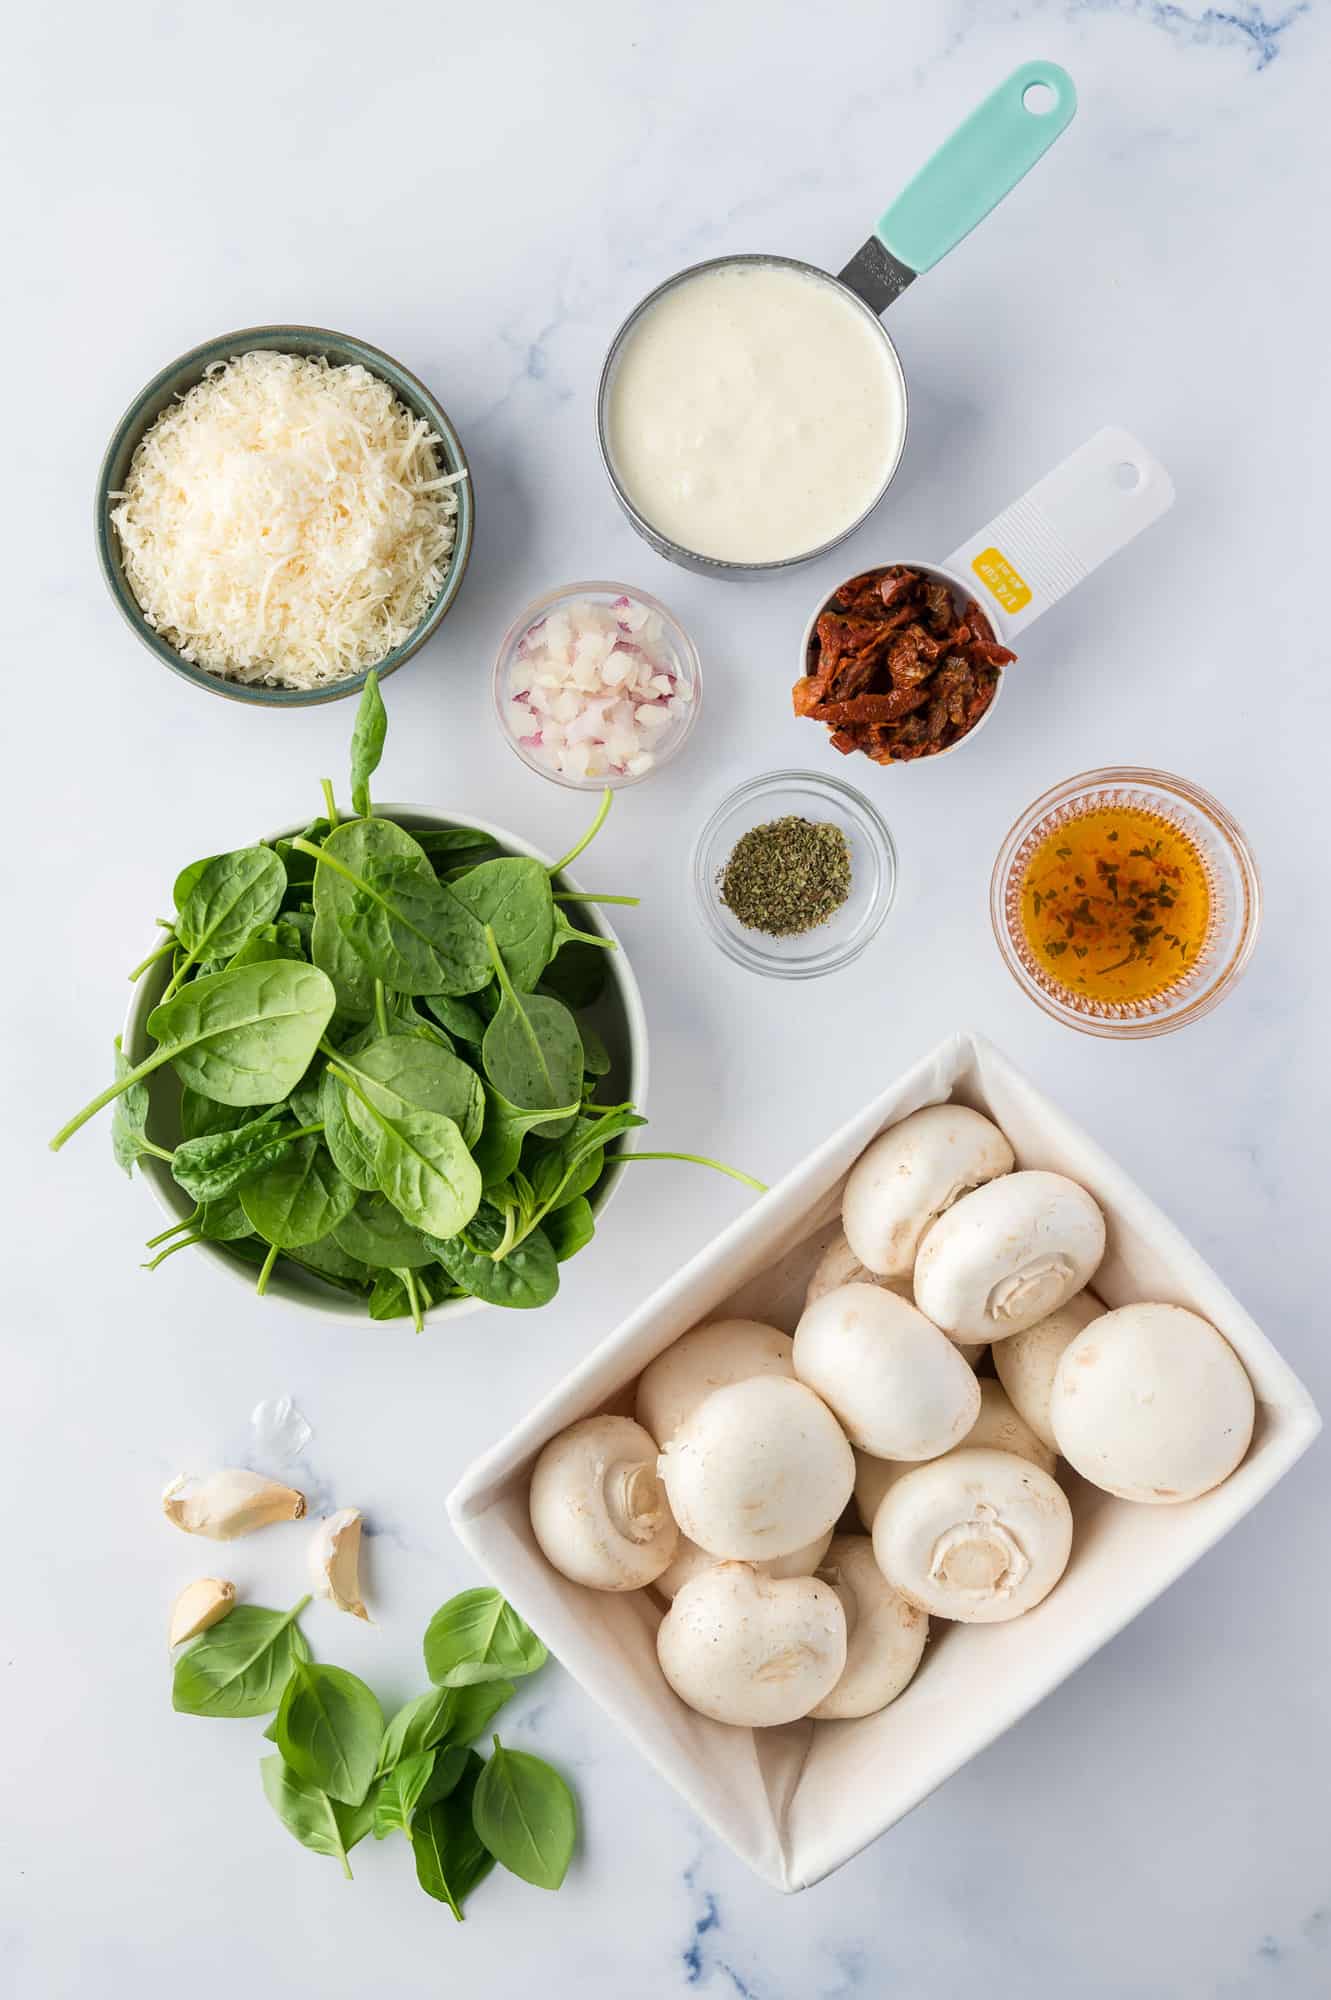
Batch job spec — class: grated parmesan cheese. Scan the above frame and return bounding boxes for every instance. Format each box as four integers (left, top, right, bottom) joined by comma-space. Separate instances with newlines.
111, 350, 464, 690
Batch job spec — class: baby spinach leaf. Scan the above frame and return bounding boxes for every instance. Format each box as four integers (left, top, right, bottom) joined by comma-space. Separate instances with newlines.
310, 817, 435, 1019
260, 1756, 371, 1879
321, 1068, 385, 1191
579, 1023, 611, 1078
172, 1599, 310, 1718
226, 917, 307, 971
331, 1064, 481, 1241
538, 939, 607, 1010
412, 1752, 494, 1920
472, 1738, 576, 1891
179, 1090, 250, 1141
169, 1108, 290, 1202
367, 1266, 453, 1322
275, 1658, 384, 1807
424, 1589, 548, 1688
168, 846, 286, 992
50, 961, 336, 1151
349, 670, 386, 820
199, 1191, 257, 1241
333, 1190, 436, 1268
275, 818, 330, 904
427, 1205, 559, 1311
414, 827, 497, 866
332, 853, 492, 998
481, 931, 583, 1141
336, 1034, 485, 1151
544, 1195, 596, 1263
449, 858, 555, 991
286, 1230, 374, 1288
421, 992, 486, 1044
110, 1035, 162, 1175
239, 1137, 356, 1249
471, 1088, 580, 1188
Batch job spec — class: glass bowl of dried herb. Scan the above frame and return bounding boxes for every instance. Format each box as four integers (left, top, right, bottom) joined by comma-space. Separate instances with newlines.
693, 771, 897, 977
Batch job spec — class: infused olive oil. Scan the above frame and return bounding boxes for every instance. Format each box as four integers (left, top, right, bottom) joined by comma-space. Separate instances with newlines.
1018, 807, 1211, 1006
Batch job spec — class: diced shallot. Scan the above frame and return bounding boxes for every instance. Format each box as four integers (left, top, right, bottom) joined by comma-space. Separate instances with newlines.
503, 593, 692, 781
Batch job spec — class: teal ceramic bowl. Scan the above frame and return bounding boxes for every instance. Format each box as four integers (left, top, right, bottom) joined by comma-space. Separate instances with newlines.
95, 325, 475, 707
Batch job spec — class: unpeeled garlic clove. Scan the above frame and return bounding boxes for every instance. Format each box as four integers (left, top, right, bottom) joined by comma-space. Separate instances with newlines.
162, 1469, 306, 1540
309, 1507, 369, 1620
169, 1576, 236, 1645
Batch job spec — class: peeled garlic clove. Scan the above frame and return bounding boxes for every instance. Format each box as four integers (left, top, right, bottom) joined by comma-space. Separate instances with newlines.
169, 1576, 236, 1646
162, 1469, 305, 1540
309, 1507, 369, 1620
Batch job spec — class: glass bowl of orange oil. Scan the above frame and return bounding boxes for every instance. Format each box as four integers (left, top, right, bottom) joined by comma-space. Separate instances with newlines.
991, 768, 1262, 1038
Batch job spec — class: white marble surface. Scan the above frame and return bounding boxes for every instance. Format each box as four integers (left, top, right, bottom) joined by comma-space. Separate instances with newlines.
5, 3, 1329, 1995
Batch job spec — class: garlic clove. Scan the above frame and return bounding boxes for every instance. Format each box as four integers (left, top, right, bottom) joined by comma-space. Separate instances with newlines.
309, 1507, 369, 1620
169, 1576, 236, 1646
162, 1469, 306, 1540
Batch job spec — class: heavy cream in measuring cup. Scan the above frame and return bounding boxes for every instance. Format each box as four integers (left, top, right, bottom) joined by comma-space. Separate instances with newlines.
605, 261, 904, 565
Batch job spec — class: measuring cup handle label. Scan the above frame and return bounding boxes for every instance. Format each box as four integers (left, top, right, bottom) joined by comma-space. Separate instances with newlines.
944, 427, 1174, 639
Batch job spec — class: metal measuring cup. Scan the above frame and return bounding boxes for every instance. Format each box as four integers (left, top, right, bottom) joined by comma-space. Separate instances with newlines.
596, 60, 1077, 576
797, 427, 1177, 764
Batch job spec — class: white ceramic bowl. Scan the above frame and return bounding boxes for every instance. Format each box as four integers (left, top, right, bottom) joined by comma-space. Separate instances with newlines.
122, 803, 649, 1324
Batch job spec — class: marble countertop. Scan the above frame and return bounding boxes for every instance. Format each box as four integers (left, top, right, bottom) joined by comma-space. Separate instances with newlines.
6, 3, 1328, 1995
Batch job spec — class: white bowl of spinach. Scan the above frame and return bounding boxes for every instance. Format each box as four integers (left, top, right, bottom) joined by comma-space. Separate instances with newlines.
49, 674, 667, 1327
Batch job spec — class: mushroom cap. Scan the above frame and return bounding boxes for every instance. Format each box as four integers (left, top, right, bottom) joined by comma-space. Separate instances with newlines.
803, 1229, 914, 1311
1050, 1303, 1255, 1503
657, 1562, 847, 1727
654, 1527, 834, 1603
842, 1105, 1015, 1279
530, 1414, 678, 1591
853, 1447, 910, 1532
660, 1375, 855, 1561
809, 1535, 928, 1720
873, 1447, 1073, 1624
992, 1291, 1102, 1453
793, 1283, 980, 1461
965, 1377, 1058, 1477
635, 1318, 794, 1448
913, 1171, 1106, 1344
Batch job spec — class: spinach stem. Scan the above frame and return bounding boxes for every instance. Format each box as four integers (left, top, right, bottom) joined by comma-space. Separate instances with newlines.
402, 1266, 423, 1334
49, 1044, 173, 1151
158, 946, 199, 1004
547, 786, 612, 877
617, 1153, 769, 1193
141, 1140, 175, 1163
142, 1231, 204, 1270
374, 979, 389, 1039
145, 1213, 199, 1249
551, 892, 639, 907
557, 922, 616, 952
321, 778, 340, 829
256, 1242, 280, 1295
127, 935, 178, 983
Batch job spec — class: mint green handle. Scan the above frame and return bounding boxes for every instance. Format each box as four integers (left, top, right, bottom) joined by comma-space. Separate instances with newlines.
877, 61, 1076, 274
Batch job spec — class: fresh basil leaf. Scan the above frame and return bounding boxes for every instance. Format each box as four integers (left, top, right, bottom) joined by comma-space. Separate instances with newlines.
445, 1679, 517, 1744
372, 1749, 436, 1839
377, 1687, 457, 1773
275, 1658, 384, 1807
417, 1742, 469, 1807
472, 1737, 576, 1890
260, 1755, 375, 1877
349, 670, 387, 821
239, 1138, 356, 1249
412, 1751, 494, 1920
424, 1589, 548, 1688
172, 1600, 310, 1718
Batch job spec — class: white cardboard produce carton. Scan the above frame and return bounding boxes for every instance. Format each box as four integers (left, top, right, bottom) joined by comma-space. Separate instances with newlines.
447, 1033, 1320, 1890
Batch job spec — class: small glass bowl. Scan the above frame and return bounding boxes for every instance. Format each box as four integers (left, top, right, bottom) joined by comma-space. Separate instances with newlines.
693, 771, 898, 978
493, 580, 701, 790
991, 767, 1262, 1038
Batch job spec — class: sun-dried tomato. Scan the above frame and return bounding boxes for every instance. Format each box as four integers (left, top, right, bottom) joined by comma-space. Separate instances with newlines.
794, 564, 1017, 764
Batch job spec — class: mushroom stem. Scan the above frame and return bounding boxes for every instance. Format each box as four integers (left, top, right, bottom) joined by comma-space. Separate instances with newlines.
607, 1460, 667, 1544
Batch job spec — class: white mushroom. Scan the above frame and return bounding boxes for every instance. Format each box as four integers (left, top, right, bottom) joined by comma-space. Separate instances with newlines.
530, 1415, 678, 1590
853, 1448, 909, 1532
656, 1562, 847, 1726
1050, 1303, 1255, 1504
914, 1171, 1106, 1345
654, 1527, 834, 1602
809, 1535, 928, 1720
873, 1447, 1073, 1624
965, 1377, 1058, 1477
842, 1105, 1015, 1279
992, 1291, 1102, 1453
793, 1283, 980, 1461
660, 1375, 854, 1561
804, 1232, 985, 1362
635, 1318, 794, 1447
